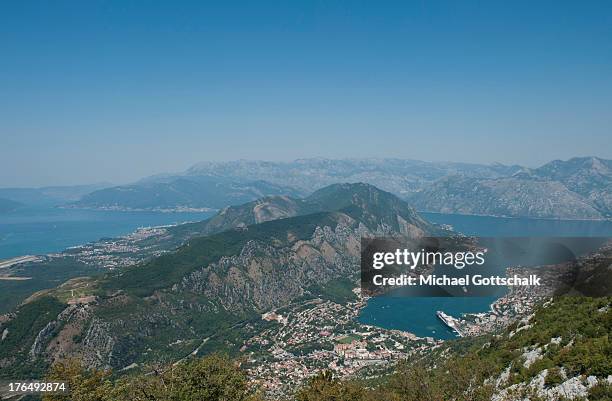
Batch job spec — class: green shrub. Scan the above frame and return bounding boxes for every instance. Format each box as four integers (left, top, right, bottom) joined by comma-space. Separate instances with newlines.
544, 367, 564, 388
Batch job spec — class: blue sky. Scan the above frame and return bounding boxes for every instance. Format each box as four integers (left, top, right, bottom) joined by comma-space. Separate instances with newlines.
1, 1, 611, 186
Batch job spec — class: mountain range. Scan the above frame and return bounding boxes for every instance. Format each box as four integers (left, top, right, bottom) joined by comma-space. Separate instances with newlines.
1, 183, 609, 401
0, 183, 435, 376
0, 157, 609, 219
409, 157, 612, 219
72, 176, 303, 211
70, 157, 611, 220
184, 158, 524, 194
68, 158, 520, 212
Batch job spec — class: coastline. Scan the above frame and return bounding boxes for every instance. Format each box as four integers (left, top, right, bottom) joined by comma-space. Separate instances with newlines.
59, 205, 218, 213
0, 208, 214, 260
52, 205, 612, 222
419, 210, 612, 222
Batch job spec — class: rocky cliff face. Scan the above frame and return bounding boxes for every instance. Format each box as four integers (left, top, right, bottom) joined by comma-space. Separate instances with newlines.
180, 215, 364, 312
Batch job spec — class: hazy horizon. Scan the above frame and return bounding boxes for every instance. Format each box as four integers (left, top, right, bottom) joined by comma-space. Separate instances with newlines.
2, 1, 611, 187
1, 155, 610, 189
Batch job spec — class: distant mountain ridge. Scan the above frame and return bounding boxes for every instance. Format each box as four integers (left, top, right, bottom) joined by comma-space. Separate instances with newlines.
0, 183, 112, 207
408, 157, 612, 219
166, 157, 612, 219
71, 158, 526, 213
72, 176, 304, 211
531, 156, 612, 215
25, 156, 612, 220
185, 158, 524, 194
407, 176, 604, 219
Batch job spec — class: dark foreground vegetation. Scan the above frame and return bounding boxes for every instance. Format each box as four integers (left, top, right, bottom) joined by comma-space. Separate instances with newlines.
38, 296, 611, 401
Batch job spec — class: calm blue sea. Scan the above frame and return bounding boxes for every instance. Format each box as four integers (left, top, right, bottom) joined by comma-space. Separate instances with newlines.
358, 212, 612, 339
0, 207, 214, 259
422, 212, 612, 237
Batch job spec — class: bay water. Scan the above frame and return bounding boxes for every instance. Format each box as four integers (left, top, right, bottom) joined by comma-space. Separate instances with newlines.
358, 213, 612, 339
0, 207, 214, 260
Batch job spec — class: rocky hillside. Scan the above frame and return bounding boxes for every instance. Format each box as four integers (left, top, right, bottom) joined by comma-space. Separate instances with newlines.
290, 295, 612, 401
0, 183, 434, 376
0, 184, 435, 316
14, 297, 611, 401
408, 157, 612, 219
403, 296, 612, 401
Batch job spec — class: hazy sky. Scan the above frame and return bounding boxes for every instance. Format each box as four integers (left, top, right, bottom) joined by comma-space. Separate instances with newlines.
1, 1, 611, 187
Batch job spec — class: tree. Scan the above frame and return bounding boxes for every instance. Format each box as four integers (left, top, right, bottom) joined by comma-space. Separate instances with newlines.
43, 355, 261, 401
42, 358, 113, 401
296, 371, 373, 401
385, 362, 443, 401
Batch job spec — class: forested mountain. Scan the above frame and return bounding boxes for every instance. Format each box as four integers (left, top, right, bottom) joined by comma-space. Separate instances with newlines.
0, 184, 433, 377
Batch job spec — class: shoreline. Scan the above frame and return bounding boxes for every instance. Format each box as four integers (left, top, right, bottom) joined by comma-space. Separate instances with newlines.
59, 205, 218, 213
0, 210, 213, 262
50, 206, 612, 222
420, 210, 612, 222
